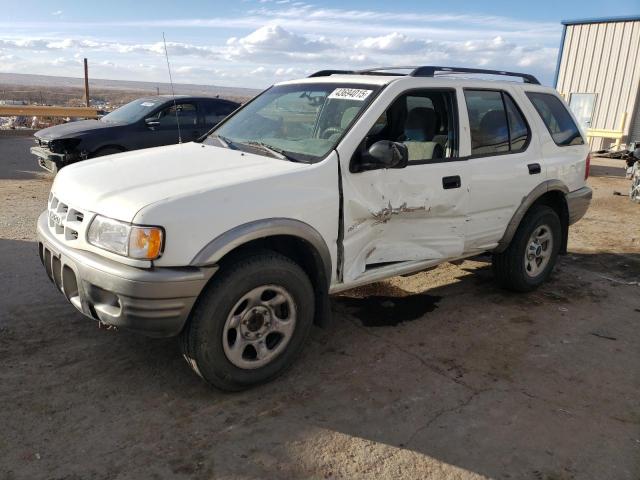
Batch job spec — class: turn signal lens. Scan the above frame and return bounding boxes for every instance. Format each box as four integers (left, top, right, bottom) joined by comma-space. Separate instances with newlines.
129, 226, 164, 260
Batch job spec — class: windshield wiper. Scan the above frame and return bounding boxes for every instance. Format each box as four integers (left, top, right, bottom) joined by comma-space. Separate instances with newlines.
245, 141, 301, 162
246, 141, 286, 159
209, 136, 304, 162
214, 134, 237, 149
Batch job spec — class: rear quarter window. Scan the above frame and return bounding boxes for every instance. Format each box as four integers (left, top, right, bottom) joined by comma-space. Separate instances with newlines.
202, 100, 237, 125
525, 92, 584, 146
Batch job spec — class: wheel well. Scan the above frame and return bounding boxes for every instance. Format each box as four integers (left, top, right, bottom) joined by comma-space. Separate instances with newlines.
531, 190, 569, 254
217, 235, 331, 327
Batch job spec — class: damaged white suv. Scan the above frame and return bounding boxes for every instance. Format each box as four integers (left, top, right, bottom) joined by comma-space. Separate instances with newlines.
37, 66, 592, 390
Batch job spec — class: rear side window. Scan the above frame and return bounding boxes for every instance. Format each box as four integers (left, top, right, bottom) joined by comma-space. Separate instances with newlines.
202, 101, 237, 126
526, 92, 584, 146
464, 90, 530, 156
504, 95, 529, 151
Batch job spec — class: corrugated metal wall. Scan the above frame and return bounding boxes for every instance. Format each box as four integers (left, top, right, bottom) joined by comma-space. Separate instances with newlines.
629, 94, 640, 145
556, 20, 640, 150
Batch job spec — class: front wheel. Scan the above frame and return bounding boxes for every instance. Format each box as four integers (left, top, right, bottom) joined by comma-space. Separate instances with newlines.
180, 251, 315, 391
492, 205, 561, 292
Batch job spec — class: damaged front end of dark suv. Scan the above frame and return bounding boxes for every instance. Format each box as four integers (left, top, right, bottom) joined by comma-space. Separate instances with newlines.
31, 137, 85, 174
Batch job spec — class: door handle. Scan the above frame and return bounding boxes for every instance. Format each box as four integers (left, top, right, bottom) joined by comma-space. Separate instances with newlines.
442, 175, 461, 189
528, 163, 541, 175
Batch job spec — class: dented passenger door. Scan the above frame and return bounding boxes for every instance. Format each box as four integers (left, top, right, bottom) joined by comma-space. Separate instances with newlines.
337, 86, 469, 283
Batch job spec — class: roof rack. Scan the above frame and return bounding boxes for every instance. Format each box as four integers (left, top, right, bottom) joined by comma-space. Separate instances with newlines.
307, 65, 540, 84
410, 66, 540, 84
307, 69, 354, 77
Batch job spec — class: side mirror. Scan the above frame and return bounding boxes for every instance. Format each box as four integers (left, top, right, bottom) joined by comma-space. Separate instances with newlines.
145, 118, 160, 129
355, 140, 408, 172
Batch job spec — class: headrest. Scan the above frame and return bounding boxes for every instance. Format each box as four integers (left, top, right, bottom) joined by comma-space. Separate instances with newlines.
404, 107, 437, 141
341, 107, 361, 129
479, 110, 508, 142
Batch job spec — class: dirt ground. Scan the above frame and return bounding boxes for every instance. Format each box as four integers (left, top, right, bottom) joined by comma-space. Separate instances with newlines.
1, 136, 638, 480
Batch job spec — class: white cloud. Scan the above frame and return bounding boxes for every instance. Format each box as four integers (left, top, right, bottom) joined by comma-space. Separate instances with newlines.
226, 25, 333, 58
51, 10, 62, 16
355, 32, 424, 53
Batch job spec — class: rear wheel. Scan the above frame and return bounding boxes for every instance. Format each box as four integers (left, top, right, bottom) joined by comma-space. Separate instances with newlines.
180, 251, 314, 391
492, 205, 561, 292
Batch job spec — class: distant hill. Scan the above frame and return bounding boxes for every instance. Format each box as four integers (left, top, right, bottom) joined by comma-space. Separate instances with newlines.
0, 72, 261, 98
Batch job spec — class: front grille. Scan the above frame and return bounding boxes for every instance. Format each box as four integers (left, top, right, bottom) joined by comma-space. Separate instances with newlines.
47, 195, 89, 246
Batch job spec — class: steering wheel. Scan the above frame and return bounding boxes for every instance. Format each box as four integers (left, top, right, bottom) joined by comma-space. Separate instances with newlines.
320, 127, 343, 139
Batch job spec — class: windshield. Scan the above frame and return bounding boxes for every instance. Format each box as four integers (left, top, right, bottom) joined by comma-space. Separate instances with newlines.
204, 83, 381, 162
101, 98, 163, 124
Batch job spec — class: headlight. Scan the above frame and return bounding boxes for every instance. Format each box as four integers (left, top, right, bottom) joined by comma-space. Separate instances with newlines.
87, 215, 164, 260
50, 138, 81, 154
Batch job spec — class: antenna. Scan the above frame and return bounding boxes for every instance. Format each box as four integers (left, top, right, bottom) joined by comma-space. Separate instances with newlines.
162, 32, 182, 143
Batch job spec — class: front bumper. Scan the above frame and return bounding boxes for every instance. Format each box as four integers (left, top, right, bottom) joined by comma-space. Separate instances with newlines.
31, 146, 68, 173
566, 186, 592, 225
37, 211, 217, 337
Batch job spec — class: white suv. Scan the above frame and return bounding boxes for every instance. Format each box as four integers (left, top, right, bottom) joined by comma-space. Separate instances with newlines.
37, 66, 592, 390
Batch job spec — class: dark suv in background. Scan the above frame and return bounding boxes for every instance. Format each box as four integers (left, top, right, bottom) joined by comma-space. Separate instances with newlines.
31, 95, 240, 173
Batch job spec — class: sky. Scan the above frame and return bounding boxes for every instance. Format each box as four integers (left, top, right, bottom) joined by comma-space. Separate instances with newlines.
0, 0, 638, 88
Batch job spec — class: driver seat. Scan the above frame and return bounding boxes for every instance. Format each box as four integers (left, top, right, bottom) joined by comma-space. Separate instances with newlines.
402, 107, 444, 161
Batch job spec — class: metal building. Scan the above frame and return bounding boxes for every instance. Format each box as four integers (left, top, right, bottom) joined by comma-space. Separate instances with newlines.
555, 15, 640, 151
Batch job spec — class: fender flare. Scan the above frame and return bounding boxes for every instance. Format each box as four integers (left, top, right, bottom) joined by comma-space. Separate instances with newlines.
495, 179, 569, 253
189, 218, 332, 288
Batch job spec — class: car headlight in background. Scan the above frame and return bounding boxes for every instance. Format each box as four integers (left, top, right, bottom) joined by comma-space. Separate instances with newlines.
49, 138, 81, 154
87, 215, 164, 260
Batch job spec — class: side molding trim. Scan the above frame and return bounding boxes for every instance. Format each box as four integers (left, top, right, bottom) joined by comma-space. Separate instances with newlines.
189, 218, 332, 287
495, 180, 569, 253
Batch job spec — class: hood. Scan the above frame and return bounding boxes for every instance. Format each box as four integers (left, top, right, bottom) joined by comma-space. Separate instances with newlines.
35, 119, 118, 140
51, 142, 308, 222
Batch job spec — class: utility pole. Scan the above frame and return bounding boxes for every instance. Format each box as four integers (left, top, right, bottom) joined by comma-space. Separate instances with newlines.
83, 58, 90, 107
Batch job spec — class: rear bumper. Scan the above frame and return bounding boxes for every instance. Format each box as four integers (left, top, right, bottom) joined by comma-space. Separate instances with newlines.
566, 186, 592, 225
30, 146, 67, 173
37, 211, 216, 337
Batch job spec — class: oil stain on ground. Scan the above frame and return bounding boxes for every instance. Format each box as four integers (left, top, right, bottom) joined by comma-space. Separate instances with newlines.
336, 293, 441, 327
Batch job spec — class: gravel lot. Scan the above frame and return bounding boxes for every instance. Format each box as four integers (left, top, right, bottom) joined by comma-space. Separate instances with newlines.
1, 135, 639, 480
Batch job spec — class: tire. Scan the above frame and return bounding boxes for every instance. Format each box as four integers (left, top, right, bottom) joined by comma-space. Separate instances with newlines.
92, 147, 123, 158
492, 205, 561, 292
180, 251, 315, 391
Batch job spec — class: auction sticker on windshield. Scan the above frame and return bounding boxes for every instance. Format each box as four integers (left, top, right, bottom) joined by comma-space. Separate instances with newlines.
328, 88, 372, 101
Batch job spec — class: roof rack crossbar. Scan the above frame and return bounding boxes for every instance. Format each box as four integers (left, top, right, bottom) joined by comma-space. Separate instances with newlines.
410, 66, 540, 84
